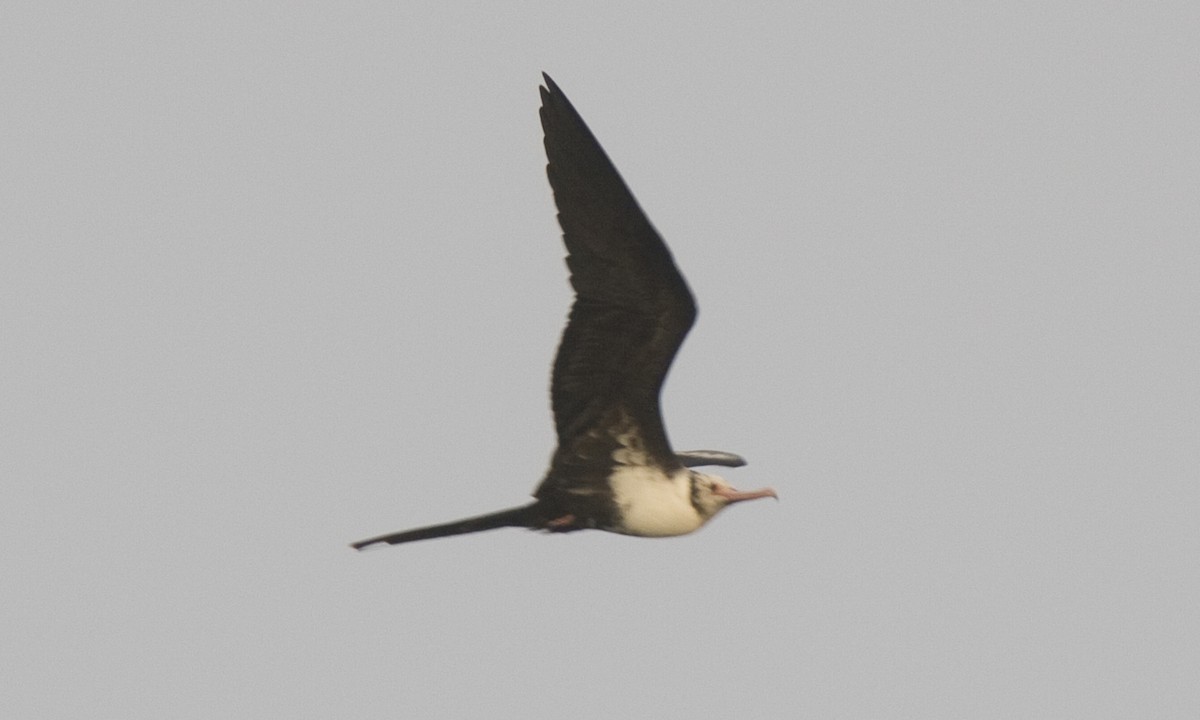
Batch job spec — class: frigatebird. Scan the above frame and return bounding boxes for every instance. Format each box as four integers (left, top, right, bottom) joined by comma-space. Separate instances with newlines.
351, 75, 776, 550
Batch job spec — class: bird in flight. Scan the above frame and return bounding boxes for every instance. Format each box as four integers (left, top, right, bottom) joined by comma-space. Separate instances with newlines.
352, 74, 775, 550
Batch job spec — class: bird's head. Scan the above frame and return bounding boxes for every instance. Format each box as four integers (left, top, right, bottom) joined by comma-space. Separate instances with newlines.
690, 472, 778, 521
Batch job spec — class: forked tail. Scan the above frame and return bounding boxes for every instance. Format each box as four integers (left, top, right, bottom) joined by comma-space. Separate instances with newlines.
351, 502, 540, 550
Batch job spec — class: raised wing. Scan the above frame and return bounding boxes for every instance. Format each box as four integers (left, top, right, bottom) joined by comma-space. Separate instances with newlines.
538, 74, 696, 480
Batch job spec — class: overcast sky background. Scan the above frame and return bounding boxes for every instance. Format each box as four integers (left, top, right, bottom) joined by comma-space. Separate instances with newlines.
4, 3, 1198, 718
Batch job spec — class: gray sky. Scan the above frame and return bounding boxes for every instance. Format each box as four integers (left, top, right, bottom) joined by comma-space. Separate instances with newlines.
4, 3, 1198, 718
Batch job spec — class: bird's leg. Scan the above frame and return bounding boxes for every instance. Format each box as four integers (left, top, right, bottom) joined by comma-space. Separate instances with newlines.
545, 513, 576, 530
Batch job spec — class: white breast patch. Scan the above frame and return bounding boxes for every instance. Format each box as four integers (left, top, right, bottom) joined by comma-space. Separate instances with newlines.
608, 466, 704, 537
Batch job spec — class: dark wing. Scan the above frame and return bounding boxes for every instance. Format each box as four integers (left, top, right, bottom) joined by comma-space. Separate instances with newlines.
676, 450, 747, 468
537, 74, 696, 482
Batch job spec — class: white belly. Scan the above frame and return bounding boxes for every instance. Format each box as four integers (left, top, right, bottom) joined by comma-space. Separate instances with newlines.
608, 466, 704, 537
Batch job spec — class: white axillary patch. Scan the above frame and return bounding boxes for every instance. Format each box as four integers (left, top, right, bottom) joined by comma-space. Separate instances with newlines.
611, 426, 648, 467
